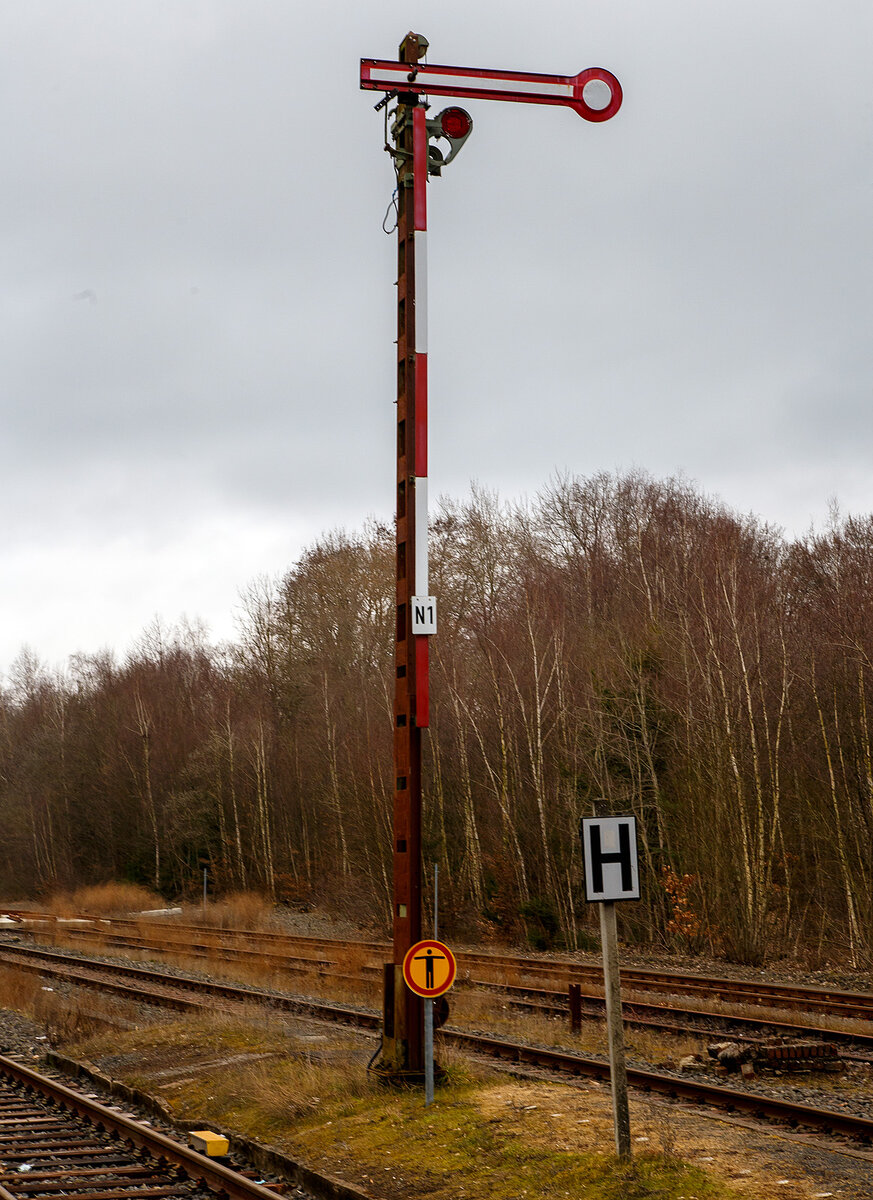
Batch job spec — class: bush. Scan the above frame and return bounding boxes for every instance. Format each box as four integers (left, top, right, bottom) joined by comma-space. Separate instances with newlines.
519, 897, 560, 950
48, 882, 165, 917
197, 891, 277, 930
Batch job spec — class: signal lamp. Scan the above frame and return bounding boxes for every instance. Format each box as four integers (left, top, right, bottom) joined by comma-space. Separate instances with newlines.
439, 107, 473, 139
426, 106, 473, 175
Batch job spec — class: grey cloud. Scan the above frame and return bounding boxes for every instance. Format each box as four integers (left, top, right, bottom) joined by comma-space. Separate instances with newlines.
1, 0, 871, 669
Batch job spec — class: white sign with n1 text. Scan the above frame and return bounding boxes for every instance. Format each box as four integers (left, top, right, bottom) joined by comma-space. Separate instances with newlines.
412, 596, 437, 635
580, 816, 640, 903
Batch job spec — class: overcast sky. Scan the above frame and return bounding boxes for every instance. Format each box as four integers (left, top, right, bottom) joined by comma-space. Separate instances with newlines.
2, 1, 871, 677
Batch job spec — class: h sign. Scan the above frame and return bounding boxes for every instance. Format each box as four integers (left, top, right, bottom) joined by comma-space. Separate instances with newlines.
580, 816, 640, 903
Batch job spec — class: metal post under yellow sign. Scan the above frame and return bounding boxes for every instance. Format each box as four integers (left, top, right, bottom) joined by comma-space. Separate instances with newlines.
403, 939, 456, 1104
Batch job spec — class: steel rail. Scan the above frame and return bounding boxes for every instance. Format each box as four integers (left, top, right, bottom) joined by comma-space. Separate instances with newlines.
2, 943, 872, 1147
14, 919, 385, 961
474, 979, 873, 1054
505, 995, 873, 1066
12, 936, 871, 1063
12, 916, 873, 1038
443, 1031, 873, 1142
49, 927, 340, 973
14, 914, 873, 1017
25, 912, 873, 1017
0, 943, 381, 1029
0, 1054, 287, 1199
456, 951, 873, 1018
21, 917, 873, 1025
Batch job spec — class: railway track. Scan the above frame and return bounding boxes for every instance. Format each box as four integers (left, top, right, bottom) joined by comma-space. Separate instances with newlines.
0, 943, 380, 1031
1, 941, 872, 1149
11, 912, 873, 1021
488, 981, 873, 1061
11, 937, 872, 1065
0, 1053, 289, 1198
462, 950, 873, 1021
10, 916, 873, 1062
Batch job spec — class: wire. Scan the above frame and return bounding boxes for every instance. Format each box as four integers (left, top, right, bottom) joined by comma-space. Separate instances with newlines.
379, 89, 405, 234
367, 1035, 383, 1071
382, 188, 399, 234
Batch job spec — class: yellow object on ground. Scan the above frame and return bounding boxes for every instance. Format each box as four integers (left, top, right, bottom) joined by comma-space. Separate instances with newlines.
189, 1130, 230, 1157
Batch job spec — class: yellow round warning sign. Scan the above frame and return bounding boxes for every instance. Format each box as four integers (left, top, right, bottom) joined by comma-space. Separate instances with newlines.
402, 939, 457, 998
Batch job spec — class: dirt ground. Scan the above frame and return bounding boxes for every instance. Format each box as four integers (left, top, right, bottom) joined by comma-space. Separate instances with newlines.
465, 1068, 873, 1200
72, 1015, 873, 1200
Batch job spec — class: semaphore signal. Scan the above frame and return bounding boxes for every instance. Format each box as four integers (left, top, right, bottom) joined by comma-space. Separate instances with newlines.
362, 31, 622, 1083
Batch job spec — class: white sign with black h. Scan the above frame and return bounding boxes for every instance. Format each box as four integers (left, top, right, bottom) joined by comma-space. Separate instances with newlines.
580, 816, 640, 903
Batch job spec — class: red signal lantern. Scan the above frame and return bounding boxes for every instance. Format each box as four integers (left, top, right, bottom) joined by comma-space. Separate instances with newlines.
426, 106, 473, 174
439, 106, 472, 140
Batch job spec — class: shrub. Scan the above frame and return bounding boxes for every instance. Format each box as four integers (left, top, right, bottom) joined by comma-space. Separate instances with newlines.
48, 882, 165, 917
519, 897, 560, 950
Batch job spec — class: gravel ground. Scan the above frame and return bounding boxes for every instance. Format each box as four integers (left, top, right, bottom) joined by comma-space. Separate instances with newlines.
267, 907, 378, 942
0, 1005, 49, 1059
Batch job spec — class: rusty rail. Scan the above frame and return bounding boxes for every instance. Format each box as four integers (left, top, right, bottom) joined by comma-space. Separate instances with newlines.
15, 914, 873, 1022
0, 1054, 288, 1198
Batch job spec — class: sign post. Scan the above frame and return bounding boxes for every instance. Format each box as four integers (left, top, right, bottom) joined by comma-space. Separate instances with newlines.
362, 32, 622, 1084
580, 815, 640, 1160
403, 938, 456, 1106
425, 994, 434, 1106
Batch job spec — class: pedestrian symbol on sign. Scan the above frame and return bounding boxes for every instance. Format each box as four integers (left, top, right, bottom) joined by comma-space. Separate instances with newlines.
415, 947, 445, 989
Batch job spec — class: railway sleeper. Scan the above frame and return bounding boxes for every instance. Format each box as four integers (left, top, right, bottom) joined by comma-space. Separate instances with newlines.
705, 1037, 842, 1078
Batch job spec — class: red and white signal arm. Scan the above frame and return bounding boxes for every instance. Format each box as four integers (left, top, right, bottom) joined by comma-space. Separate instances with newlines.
403, 939, 457, 998
360, 59, 622, 123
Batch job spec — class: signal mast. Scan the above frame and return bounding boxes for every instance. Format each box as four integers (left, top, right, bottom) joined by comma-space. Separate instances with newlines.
361, 32, 622, 1079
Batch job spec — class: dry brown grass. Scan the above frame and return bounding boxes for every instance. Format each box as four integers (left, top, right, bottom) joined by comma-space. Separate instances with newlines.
47, 883, 164, 917
451, 987, 710, 1063
0, 965, 43, 1013
34, 988, 140, 1045
0, 964, 142, 1044
228, 1050, 379, 1123
194, 892, 278, 931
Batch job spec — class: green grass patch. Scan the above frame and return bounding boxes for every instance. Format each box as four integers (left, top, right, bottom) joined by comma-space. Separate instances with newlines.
71, 1020, 739, 1199
278, 1084, 732, 1199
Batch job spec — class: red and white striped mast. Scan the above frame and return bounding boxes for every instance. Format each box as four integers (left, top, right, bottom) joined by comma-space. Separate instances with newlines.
363, 32, 622, 1080
374, 31, 431, 1079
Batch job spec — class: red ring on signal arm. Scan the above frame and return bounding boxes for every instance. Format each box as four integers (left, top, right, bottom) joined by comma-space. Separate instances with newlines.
573, 67, 622, 122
